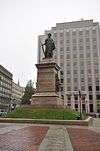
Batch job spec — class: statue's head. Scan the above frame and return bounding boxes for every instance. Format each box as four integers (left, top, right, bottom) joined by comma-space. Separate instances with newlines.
48, 33, 51, 38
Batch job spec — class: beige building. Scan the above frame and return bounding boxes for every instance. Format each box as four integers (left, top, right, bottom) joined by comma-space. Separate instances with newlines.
0, 65, 12, 111
38, 19, 100, 113
12, 82, 25, 105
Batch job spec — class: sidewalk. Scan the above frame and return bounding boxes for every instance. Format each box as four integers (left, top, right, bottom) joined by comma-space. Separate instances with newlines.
0, 119, 100, 151
38, 126, 73, 151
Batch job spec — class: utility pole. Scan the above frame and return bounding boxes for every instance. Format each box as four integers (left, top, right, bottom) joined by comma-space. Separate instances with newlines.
79, 90, 82, 119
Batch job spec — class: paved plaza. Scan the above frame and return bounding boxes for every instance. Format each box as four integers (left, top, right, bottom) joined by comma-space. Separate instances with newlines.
0, 119, 100, 151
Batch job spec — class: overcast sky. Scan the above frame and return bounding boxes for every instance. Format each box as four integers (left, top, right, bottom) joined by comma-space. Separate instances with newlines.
0, 0, 100, 87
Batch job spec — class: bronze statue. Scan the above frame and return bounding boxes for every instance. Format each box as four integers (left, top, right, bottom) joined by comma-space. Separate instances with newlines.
41, 33, 55, 58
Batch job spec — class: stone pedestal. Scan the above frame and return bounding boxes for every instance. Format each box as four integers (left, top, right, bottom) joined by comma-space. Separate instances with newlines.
31, 59, 63, 107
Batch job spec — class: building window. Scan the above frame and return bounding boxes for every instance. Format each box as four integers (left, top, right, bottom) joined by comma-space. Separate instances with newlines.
74, 94, 78, 100
88, 78, 92, 83
80, 70, 84, 74
61, 95, 64, 99
61, 87, 63, 91
60, 33, 63, 37
88, 86, 92, 91
81, 86, 85, 91
61, 79, 63, 83
67, 95, 71, 100
85, 30, 89, 35
66, 40, 70, 43
95, 79, 99, 85
81, 78, 84, 82
79, 31, 83, 35
86, 38, 90, 42
60, 55, 64, 59
72, 31, 76, 36
86, 53, 91, 58
66, 32, 70, 37
89, 95, 93, 100
60, 63, 63, 67
94, 69, 98, 74
67, 62, 70, 67
80, 54, 84, 58
80, 61, 84, 66
96, 95, 100, 100
79, 38, 83, 43
67, 87, 71, 91
86, 45, 90, 50
79, 46, 83, 50
60, 40, 63, 45
93, 53, 98, 57
73, 54, 77, 58
54, 33, 57, 38
60, 70, 63, 75
66, 47, 70, 51
74, 87, 78, 91
92, 38, 96, 42
60, 47, 64, 51
73, 46, 77, 51
73, 62, 77, 67
88, 69, 91, 74
74, 70, 77, 74
96, 86, 99, 91
67, 70, 71, 74
66, 54, 70, 59
92, 30, 96, 34
73, 39, 76, 43
67, 78, 71, 83
74, 78, 78, 82
93, 45, 97, 49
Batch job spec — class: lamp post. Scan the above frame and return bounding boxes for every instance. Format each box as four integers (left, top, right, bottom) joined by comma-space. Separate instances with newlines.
79, 90, 82, 120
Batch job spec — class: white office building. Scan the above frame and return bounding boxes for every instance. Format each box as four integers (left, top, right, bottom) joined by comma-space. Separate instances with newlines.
38, 19, 100, 113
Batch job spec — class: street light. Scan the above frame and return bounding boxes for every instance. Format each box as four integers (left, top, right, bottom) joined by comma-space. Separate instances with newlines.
79, 90, 82, 120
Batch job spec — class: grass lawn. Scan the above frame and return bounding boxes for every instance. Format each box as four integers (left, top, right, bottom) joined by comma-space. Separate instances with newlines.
6, 107, 80, 120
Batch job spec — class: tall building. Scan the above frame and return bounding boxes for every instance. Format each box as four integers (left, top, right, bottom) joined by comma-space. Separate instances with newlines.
38, 19, 100, 113
0, 65, 12, 111
12, 81, 25, 105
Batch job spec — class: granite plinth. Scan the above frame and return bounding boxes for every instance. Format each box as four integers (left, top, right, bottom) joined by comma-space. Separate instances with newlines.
31, 60, 63, 107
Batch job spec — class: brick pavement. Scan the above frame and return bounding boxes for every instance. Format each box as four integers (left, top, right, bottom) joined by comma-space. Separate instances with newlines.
0, 125, 48, 151
67, 128, 100, 151
0, 119, 100, 151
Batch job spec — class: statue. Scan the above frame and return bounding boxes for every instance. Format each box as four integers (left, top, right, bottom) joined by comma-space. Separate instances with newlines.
41, 33, 55, 58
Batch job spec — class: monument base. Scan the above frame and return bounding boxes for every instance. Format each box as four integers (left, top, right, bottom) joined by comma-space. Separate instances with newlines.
31, 59, 64, 108
32, 92, 63, 108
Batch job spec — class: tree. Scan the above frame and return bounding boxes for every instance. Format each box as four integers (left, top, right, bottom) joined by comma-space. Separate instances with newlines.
21, 80, 35, 104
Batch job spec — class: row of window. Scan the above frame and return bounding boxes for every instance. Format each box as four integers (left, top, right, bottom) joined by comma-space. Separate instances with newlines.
0, 87, 11, 93
54, 30, 97, 38
0, 75, 12, 85
0, 81, 12, 89
60, 44, 97, 52
66, 61, 98, 67
62, 52, 98, 59
0, 92, 11, 98
66, 86, 100, 92
60, 37, 97, 44
59, 69, 99, 75
67, 94, 100, 100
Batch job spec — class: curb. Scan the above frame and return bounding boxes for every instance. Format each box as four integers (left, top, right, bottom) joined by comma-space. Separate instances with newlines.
0, 117, 92, 126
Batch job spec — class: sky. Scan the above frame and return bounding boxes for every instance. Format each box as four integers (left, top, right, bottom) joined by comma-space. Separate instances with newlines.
0, 0, 100, 87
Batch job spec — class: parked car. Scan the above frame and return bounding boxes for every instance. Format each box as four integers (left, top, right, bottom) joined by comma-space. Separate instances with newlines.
89, 112, 100, 118
0, 109, 7, 116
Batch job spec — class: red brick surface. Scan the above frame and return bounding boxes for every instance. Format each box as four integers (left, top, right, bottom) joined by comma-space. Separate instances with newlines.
67, 128, 100, 151
0, 126, 48, 151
